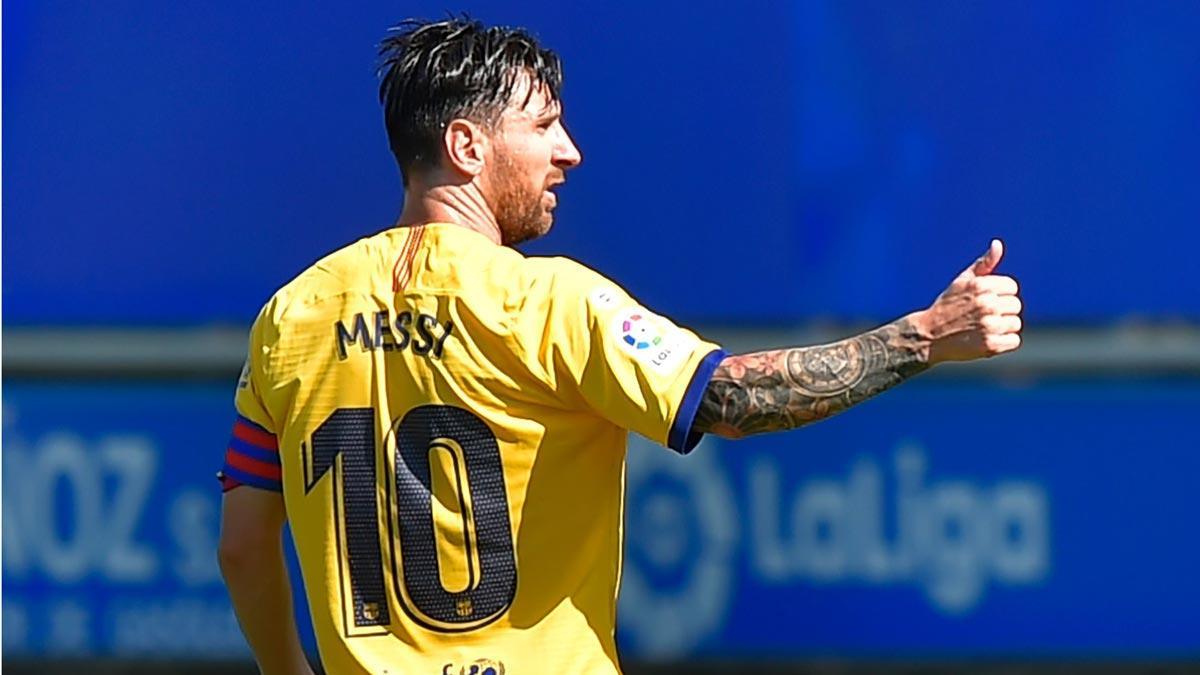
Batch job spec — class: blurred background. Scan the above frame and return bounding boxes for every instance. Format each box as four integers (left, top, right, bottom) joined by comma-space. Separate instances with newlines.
4, 1, 1199, 673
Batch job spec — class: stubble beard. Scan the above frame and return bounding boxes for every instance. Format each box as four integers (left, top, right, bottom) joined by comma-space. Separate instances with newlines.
491, 152, 552, 246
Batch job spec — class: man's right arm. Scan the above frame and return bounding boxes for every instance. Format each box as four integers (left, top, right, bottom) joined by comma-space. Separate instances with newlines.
219, 487, 315, 675
692, 240, 1023, 440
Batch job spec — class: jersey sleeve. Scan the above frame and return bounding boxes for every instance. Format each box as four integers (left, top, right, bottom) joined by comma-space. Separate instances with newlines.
539, 261, 726, 453
218, 310, 283, 492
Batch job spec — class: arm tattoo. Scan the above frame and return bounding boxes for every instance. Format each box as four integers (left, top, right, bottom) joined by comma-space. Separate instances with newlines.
692, 317, 931, 439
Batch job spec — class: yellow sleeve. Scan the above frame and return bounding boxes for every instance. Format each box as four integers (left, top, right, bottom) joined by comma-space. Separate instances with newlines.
221, 303, 284, 492
234, 305, 279, 432
540, 260, 726, 453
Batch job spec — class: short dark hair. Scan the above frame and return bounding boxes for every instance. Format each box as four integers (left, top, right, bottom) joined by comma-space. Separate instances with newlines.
377, 17, 563, 184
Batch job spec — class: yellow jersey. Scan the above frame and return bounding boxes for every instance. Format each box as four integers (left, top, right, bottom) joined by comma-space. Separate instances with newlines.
220, 223, 724, 674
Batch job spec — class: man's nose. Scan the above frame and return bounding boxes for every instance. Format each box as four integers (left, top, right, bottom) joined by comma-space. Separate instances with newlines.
553, 130, 582, 169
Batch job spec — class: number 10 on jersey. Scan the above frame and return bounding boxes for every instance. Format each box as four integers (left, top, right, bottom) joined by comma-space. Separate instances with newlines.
304, 405, 518, 635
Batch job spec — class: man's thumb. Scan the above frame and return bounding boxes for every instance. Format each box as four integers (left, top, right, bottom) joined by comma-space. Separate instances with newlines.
963, 239, 1004, 278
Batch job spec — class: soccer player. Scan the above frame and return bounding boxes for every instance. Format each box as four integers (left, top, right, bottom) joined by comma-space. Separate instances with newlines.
217, 17, 1022, 675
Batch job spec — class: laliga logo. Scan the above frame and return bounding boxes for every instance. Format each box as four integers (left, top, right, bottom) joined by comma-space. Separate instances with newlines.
619, 312, 664, 350
619, 436, 738, 658
619, 437, 1052, 658
611, 309, 694, 374
748, 443, 1051, 614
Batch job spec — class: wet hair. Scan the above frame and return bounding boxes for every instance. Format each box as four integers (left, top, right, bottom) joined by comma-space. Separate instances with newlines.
377, 17, 563, 184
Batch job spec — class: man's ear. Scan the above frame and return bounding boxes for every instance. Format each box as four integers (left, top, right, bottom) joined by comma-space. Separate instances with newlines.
443, 119, 489, 177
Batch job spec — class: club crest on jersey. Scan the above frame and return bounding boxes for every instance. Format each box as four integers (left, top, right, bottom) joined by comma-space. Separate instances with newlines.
442, 659, 505, 675
611, 309, 694, 374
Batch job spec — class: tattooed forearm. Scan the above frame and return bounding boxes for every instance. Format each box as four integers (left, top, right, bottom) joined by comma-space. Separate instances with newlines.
693, 315, 931, 439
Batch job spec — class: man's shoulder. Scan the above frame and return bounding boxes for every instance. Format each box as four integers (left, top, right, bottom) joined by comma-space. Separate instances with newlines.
255, 230, 401, 329
519, 255, 613, 297
502, 255, 640, 335
296, 229, 401, 294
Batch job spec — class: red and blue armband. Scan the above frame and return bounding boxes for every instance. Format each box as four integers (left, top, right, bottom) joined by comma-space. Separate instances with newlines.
218, 414, 282, 492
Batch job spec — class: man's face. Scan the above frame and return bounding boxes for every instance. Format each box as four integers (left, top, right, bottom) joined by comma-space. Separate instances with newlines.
483, 81, 582, 245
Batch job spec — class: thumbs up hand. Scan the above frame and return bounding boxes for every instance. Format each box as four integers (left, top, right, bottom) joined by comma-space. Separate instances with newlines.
914, 239, 1024, 364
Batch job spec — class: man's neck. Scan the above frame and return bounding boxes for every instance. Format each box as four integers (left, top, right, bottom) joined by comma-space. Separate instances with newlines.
397, 179, 502, 245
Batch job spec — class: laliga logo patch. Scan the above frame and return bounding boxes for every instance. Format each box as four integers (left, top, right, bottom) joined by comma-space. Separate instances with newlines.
611, 309, 695, 374
620, 313, 663, 350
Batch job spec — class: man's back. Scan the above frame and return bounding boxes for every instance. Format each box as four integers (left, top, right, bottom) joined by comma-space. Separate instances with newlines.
230, 223, 724, 673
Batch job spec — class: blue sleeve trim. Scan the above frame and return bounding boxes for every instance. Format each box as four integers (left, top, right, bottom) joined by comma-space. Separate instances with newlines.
221, 465, 283, 492
228, 437, 281, 465
667, 348, 728, 454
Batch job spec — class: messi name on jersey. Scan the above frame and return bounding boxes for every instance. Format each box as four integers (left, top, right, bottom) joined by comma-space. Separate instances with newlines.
335, 310, 454, 360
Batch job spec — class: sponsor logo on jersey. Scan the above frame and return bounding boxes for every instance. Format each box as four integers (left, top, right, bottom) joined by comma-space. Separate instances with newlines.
442, 659, 505, 675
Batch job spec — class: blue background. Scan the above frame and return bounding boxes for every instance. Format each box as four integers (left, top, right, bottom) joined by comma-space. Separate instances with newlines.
2, 384, 255, 657
621, 379, 1200, 658
5, 1, 1199, 325
6, 0, 1200, 666
4, 380, 1198, 658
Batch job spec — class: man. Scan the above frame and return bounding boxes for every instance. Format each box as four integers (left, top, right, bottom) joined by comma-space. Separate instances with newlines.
217, 17, 1022, 675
